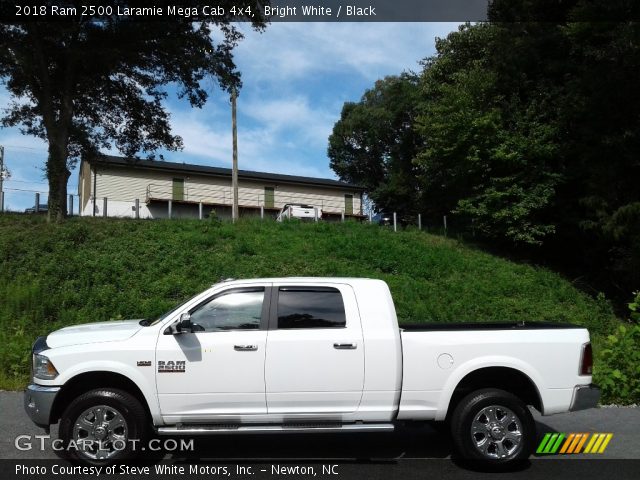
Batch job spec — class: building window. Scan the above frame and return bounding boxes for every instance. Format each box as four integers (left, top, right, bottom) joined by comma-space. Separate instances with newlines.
264, 186, 275, 209
344, 194, 353, 215
172, 178, 184, 201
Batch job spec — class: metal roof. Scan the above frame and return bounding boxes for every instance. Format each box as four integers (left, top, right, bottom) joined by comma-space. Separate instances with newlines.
88, 155, 364, 191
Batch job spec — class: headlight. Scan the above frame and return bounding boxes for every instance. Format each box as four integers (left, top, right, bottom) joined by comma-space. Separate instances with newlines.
33, 354, 59, 380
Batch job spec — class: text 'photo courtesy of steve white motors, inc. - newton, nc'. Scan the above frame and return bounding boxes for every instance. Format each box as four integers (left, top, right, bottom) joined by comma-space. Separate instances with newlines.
14, 463, 339, 477
15, 3, 377, 19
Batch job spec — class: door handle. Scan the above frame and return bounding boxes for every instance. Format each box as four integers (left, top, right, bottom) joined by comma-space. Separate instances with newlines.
333, 343, 357, 350
234, 345, 258, 351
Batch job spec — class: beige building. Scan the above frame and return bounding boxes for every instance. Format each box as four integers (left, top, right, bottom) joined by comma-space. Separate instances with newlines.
78, 156, 364, 220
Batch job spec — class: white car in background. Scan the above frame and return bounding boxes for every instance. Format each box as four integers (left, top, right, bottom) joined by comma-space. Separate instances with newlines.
276, 203, 318, 221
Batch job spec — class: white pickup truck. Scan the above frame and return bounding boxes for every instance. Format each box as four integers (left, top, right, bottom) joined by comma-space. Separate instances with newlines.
275, 204, 318, 222
25, 277, 599, 466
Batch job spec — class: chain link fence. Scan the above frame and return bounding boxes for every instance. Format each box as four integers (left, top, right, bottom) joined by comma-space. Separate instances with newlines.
0, 187, 464, 240
0, 188, 81, 216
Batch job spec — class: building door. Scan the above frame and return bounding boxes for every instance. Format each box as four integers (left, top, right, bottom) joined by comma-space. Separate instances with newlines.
344, 194, 353, 215
172, 178, 184, 201
264, 187, 275, 208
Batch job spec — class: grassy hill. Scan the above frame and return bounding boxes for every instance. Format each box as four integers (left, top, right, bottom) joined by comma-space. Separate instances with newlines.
0, 214, 622, 399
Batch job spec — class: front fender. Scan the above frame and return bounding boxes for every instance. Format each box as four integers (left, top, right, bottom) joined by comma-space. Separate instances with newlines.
48, 360, 162, 425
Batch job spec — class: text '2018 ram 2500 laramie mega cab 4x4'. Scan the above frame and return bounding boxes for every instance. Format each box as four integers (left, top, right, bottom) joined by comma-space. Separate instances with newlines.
25, 278, 599, 466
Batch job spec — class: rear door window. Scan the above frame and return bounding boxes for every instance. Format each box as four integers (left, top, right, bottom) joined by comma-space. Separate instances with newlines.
276, 287, 346, 329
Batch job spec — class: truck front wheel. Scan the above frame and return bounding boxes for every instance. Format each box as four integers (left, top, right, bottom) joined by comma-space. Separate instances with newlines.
450, 388, 535, 467
59, 388, 147, 465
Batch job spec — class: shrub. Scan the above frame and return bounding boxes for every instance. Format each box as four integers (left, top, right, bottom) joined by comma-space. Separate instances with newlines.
594, 294, 640, 404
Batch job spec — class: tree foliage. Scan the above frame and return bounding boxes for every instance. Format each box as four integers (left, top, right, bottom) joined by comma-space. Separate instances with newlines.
0, 2, 267, 221
415, 22, 565, 245
328, 74, 422, 219
329, 0, 640, 300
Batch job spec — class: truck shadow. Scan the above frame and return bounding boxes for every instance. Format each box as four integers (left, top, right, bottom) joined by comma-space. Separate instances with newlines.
46, 421, 550, 472
157, 420, 555, 471
160, 424, 451, 463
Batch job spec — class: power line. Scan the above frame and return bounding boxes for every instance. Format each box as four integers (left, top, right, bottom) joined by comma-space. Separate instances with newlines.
5, 179, 49, 185
1, 144, 48, 152
3, 187, 79, 195
3, 187, 49, 193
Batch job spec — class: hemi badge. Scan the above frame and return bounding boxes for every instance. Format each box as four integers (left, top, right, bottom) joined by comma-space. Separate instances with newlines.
137, 361, 152, 367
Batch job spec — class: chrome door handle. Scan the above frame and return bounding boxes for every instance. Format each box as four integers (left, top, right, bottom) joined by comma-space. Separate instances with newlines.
234, 345, 258, 351
333, 343, 357, 350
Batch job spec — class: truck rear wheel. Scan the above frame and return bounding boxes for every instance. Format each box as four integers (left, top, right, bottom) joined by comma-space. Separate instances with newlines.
450, 388, 535, 467
59, 388, 147, 465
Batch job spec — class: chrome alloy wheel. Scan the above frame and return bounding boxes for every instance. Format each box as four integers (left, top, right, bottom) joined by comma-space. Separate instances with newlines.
470, 405, 523, 460
72, 405, 128, 460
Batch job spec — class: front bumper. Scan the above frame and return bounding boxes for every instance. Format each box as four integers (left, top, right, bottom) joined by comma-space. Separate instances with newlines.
24, 384, 60, 428
570, 383, 601, 411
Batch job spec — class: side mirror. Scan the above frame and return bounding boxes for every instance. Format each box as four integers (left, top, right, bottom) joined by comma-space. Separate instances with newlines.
176, 313, 194, 334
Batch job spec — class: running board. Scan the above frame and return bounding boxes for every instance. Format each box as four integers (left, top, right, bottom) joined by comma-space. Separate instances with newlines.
157, 423, 394, 435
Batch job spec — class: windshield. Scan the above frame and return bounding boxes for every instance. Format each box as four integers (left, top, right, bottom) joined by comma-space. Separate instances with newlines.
140, 292, 203, 327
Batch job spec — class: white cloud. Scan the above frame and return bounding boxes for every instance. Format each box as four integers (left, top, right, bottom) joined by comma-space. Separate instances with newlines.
162, 23, 463, 180
168, 106, 333, 179
0, 131, 47, 151
243, 96, 335, 146
235, 22, 460, 82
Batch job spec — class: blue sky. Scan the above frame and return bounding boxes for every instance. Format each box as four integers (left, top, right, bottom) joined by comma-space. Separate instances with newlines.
0, 22, 460, 211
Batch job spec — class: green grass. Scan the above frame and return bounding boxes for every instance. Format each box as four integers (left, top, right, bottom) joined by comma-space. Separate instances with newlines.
0, 214, 622, 399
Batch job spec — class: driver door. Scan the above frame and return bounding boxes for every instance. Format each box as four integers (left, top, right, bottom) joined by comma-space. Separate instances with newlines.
156, 285, 270, 422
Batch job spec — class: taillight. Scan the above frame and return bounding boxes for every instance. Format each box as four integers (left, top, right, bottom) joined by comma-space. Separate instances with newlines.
580, 342, 593, 375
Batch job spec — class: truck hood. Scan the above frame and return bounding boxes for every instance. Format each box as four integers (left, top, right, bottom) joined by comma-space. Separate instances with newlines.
46, 320, 144, 348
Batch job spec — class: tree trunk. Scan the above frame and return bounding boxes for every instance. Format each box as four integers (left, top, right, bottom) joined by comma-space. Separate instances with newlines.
46, 140, 70, 223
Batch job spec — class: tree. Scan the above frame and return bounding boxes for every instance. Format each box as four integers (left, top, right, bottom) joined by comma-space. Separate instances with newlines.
417, 2, 640, 294
0, 2, 267, 221
328, 74, 422, 217
415, 23, 564, 245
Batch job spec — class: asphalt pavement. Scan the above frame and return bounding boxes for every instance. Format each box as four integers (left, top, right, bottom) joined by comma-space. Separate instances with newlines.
1, 391, 639, 479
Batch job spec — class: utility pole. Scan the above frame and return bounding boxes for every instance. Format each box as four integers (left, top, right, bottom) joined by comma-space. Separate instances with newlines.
231, 87, 239, 222
0, 146, 5, 212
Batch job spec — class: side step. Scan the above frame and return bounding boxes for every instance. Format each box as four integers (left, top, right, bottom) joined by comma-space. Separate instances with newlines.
157, 423, 394, 435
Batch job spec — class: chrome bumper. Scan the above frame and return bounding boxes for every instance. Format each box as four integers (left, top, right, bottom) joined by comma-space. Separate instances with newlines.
24, 384, 60, 428
570, 383, 601, 411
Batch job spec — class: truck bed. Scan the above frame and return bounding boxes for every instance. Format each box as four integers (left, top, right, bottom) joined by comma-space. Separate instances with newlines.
400, 321, 582, 331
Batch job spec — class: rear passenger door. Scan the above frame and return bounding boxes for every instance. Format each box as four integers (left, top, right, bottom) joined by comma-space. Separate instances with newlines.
264, 283, 365, 414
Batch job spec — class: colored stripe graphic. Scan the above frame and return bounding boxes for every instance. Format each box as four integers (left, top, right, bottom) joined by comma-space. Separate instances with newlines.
537, 433, 552, 454
598, 434, 613, 453
574, 433, 589, 453
550, 433, 565, 453
544, 433, 559, 453
584, 433, 599, 453
538, 433, 613, 455
567, 433, 583, 453
559, 433, 575, 454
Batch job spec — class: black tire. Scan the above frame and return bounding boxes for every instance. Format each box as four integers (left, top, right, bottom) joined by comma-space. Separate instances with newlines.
450, 388, 535, 468
59, 388, 148, 465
